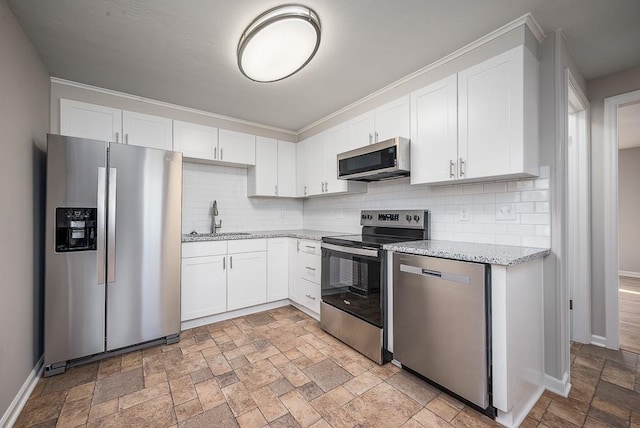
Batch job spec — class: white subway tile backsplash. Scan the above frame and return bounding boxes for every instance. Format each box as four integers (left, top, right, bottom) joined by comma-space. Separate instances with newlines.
515, 202, 535, 213
521, 236, 551, 248
463, 184, 484, 195
472, 193, 495, 204
535, 202, 550, 213
521, 190, 549, 202
520, 213, 551, 225
495, 192, 521, 203
483, 182, 507, 193
535, 178, 549, 189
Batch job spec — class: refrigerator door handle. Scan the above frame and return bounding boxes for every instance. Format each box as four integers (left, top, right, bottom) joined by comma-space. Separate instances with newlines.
107, 168, 117, 283
97, 167, 107, 285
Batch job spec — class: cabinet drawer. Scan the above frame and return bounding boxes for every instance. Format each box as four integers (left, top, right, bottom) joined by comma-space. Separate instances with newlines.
182, 241, 227, 258
298, 251, 321, 284
228, 238, 267, 254
298, 239, 321, 255
300, 278, 320, 313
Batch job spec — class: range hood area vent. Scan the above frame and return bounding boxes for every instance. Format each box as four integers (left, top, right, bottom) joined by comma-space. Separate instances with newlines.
337, 137, 410, 182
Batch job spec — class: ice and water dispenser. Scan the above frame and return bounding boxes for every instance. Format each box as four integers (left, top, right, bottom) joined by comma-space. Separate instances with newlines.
55, 208, 97, 252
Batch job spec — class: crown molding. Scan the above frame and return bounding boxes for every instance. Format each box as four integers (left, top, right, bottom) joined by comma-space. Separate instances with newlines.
296, 13, 546, 135
49, 77, 297, 136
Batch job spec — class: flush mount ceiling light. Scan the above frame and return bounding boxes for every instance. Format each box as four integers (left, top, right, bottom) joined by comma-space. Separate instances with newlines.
237, 4, 321, 82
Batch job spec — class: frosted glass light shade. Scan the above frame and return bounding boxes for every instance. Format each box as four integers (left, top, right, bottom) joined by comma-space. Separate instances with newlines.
238, 5, 321, 82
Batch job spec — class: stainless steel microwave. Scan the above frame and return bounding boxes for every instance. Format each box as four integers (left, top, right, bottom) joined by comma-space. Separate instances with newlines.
337, 137, 410, 182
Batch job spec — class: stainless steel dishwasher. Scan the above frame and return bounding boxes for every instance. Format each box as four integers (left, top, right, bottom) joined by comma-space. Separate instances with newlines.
393, 253, 491, 413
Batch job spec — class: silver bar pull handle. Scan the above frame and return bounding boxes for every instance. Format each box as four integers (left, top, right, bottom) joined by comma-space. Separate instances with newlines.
214, 146, 217, 159
223, 256, 226, 270
449, 160, 455, 178
230, 255, 232, 269
375, 132, 378, 143
125, 134, 129, 145
107, 168, 117, 283
459, 158, 465, 177
305, 266, 316, 271
275, 185, 278, 195
220, 148, 223, 160
368, 133, 373, 145
422, 268, 442, 278
324, 181, 328, 192
115, 132, 119, 143
305, 294, 316, 300
305, 245, 315, 250
97, 168, 107, 285
304, 185, 307, 196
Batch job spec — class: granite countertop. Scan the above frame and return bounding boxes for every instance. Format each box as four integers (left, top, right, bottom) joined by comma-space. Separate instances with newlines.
182, 229, 343, 243
384, 240, 550, 266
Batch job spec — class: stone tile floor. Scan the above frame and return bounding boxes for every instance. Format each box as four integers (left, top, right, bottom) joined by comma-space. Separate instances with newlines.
13, 305, 640, 427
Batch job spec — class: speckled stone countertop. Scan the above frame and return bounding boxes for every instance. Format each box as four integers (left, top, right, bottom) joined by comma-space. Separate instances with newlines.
384, 240, 550, 266
182, 229, 343, 243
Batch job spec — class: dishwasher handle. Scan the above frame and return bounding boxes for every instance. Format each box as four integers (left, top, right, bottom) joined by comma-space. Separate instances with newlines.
399, 263, 470, 285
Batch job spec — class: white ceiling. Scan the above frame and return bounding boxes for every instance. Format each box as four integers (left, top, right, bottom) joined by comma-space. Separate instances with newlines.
619, 102, 640, 150
7, 0, 640, 132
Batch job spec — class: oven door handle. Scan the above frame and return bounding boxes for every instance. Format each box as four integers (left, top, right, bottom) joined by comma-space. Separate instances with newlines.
322, 243, 379, 258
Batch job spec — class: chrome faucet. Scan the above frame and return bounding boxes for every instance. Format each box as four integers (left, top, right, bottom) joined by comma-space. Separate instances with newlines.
211, 200, 222, 234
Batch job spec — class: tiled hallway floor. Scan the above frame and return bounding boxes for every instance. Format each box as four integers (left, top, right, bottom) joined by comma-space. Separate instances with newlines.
14, 305, 640, 427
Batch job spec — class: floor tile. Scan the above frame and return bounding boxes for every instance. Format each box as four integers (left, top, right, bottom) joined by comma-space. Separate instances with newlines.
304, 358, 353, 392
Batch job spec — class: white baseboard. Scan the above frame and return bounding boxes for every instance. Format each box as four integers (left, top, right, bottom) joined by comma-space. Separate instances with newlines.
0, 355, 44, 428
496, 385, 545, 428
180, 300, 292, 330
544, 372, 571, 397
590, 335, 607, 348
619, 270, 640, 279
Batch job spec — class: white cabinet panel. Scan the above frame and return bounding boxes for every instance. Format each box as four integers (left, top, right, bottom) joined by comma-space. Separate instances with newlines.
173, 120, 217, 160
300, 278, 320, 314
324, 123, 349, 194
348, 111, 375, 148
306, 133, 325, 196
298, 251, 321, 284
267, 238, 289, 302
122, 110, 173, 151
218, 129, 256, 165
227, 251, 267, 311
410, 75, 458, 184
181, 255, 226, 321
277, 141, 297, 197
459, 49, 517, 179
374, 95, 411, 142
60, 99, 122, 143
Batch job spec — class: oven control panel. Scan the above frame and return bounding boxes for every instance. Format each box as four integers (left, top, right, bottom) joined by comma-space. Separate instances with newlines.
360, 210, 428, 229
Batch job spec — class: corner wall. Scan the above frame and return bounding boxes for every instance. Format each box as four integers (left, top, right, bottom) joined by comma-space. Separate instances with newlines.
0, 0, 50, 422
587, 65, 640, 338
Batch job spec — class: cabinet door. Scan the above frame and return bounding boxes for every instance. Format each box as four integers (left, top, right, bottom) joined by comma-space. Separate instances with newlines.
306, 133, 325, 196
277, 141, 297, 197
250, 136, 278, 196
227, 252, 267, 311
122, 110, 173, 151
267, 238, 289, 301
410, 74, 458, 184
324, 123, 349, 194
348, 111, 375, 148
296, 137, 311, 197
173, 120, 217, 160
374, 95, 411, 142
181, 255, 227, 321
218, 129, 256, 165
60, 99, 122, 143
458, 47, 523, 179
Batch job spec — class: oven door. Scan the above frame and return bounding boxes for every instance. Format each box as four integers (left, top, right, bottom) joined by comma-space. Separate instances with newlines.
321, 243, 383, 328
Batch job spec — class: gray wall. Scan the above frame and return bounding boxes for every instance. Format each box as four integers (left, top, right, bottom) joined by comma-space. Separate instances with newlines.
618, 147, 640, 274
587, 65, 640, 337
0, 0, 50, 419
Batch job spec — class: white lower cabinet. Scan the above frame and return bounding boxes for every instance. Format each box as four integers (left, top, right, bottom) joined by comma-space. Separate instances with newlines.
267, 238, 289, 301
181, 255, 227, 321
290, 239, 321, 314
227, 251, 267, 311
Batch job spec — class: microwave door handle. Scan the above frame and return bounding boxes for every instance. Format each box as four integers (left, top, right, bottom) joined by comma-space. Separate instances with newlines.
97, 167, 107, 285
107, 168, 117, 283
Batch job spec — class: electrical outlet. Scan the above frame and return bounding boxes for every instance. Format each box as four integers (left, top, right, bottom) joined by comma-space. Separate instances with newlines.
458, 207, 470, 222
496, 204, 516, 221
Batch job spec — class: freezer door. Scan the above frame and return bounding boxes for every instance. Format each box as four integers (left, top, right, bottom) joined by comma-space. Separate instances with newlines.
106, 143, 182, 351
45, 135, 107, 365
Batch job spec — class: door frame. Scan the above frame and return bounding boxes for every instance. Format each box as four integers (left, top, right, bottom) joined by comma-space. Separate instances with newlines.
566, 70, 591, 344
603, 88, 640, 349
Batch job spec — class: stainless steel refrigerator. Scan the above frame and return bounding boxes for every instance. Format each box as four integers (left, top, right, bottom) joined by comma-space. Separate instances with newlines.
44, 134, 182, 376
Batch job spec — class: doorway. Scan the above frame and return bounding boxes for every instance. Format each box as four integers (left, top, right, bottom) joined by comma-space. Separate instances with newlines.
617, 100, 640, 353
603, 88, 640, 349
567, 71, 591, 344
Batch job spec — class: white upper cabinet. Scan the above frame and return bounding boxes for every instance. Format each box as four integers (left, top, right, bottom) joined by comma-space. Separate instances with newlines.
348, 96, 410, 148
122, 110, 173, 151
296, 137, 312, 197
277, 141, 297, 197
410, 74, 458, 184
173, 120, 218, 160
248, 138, 297, 197
60, 99, 172, 151
374, 95, 411, 142
324, 123, 350, 194
218, 129, 256, 166
60, 99, 122, 143
411, 45, 539, 185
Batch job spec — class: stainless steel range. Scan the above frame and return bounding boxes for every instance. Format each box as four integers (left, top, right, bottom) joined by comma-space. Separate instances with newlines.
320, 210, 429, 364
